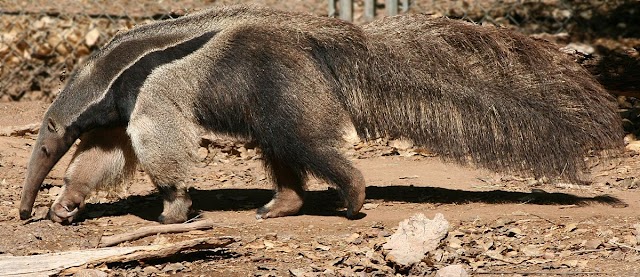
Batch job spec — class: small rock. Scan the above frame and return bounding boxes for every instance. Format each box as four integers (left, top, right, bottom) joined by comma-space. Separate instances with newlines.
564, 223, 578, 232
448, 237, 463, 249
491, 218, 514, 228
263, 239, 275, 249
383, 213, 450, 266
555, 183, 575, 189
506, 227, 523, 237
73, 269, 107, 277
527, 179, 541, 186
162, 263, 185, 273
389, 139, 414, 150
196, 147, 208, 161
521, 245, 544, 257
624, 235, 638, 246
559, 250, 572, 257
323, 268, 336, 275
562, 260, 579, 268
584, 239, 602, 250
363, 203, 379, 210
142, 266, 160, 275
345, 233, 361, 244
626, 141, 640, 153
264, 232, 278, 241
289, 268, 307, 277
48, 186, 62, 196
505, 250, 518, 258
315, 243, 330, 251
620, 177, 635, 188
85, 28, 101, 47
257, 265, 276, 271
435, 264, 469, 277
563, 43, 595, 55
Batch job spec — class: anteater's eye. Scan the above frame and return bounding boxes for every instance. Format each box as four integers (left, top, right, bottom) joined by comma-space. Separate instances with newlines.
41, 145, 49, 156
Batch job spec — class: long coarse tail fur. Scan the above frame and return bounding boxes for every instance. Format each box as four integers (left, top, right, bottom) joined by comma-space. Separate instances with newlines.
342, 15, 623, 181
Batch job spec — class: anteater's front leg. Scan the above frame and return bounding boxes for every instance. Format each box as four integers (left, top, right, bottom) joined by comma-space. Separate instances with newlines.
127, 106, 197, 224
50, 128, 136, 223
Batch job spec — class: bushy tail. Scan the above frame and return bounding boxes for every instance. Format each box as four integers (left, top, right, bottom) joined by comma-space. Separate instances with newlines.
341, 15, 623, 181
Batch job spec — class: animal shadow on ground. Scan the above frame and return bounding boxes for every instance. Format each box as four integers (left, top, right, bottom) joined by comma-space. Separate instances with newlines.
78, 185, 626, 222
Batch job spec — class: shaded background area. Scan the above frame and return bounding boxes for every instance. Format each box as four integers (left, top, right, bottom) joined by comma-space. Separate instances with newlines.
1, 0, 638, 130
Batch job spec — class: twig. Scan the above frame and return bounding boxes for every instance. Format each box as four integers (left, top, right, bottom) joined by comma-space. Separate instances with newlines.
610, 241, 640, 252
570, 247, 615, 255
98, 219, 219, 247
481, 254, 523, 265
184, 213, 203, 224
475, 271, 605, 275
95, 230, 105, 249
530, 213, 558, 225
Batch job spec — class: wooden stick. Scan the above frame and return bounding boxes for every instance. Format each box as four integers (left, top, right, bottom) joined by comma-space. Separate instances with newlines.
0, 237, 235, 277
610, 241, 640, 252
475, 271, 605, 275
94, 237, 235, 264
98, 220, 219, 247
570, 247, 615, 255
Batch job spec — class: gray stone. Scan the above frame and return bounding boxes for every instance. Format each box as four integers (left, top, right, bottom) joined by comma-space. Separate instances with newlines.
435, 265, 468, 277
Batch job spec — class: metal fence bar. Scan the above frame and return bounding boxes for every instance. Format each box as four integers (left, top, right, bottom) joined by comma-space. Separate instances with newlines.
386, 0, 398, 16
401, 0, 410, 13
328, 0, 337, 18
364, 0, 376, 22
339, 0, 353, 22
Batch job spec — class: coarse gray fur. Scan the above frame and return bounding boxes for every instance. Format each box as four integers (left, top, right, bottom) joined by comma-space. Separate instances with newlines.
19, 5, 623, 224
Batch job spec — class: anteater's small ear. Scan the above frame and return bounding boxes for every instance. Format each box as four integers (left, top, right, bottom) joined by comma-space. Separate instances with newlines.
47, 117, 57, 133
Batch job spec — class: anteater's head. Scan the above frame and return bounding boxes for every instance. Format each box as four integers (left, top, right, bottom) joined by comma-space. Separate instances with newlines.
19, 113, 79, 220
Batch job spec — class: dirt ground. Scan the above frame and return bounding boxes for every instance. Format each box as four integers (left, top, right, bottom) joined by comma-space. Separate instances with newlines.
0, 101, 640, 276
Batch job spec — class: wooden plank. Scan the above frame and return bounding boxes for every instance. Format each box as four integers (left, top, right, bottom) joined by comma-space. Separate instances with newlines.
0, 237, 235, 277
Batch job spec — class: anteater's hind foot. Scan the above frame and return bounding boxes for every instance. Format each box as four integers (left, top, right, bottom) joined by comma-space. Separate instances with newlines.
256, 160, 305, 219
343, 170, 366, 219
308, 147, 366, 219
256, 189, 304, 219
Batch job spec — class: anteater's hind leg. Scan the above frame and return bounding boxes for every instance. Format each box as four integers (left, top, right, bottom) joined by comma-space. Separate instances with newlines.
306, 147, 366, 218
256, 159, 306, 219
50, 127, 137, 223
256, 143, 366, 219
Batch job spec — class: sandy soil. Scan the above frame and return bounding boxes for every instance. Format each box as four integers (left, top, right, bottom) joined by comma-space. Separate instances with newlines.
0, 101, 639, 276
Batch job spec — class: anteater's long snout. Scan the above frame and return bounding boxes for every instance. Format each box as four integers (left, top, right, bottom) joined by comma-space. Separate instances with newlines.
19, 135, 71, 220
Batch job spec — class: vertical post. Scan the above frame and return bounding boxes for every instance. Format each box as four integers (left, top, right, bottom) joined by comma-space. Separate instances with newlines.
401, 0, 409, 13
386, 0, 398, 16
328, 0, 337, 18
339, 0, 353, 22
364, 0, 376, 22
